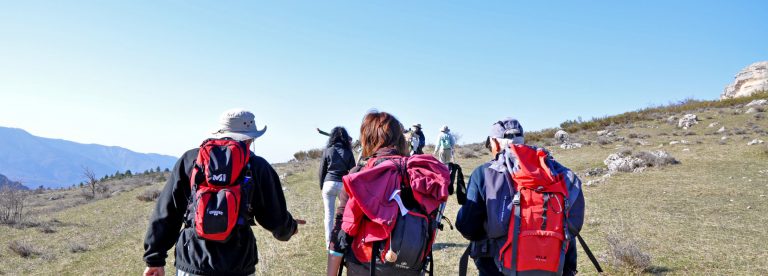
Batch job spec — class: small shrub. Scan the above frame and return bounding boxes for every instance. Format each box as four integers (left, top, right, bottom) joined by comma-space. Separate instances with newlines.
39, 224, 56, 234
68, 242, 89, 253
8, 241, 40, 258
11, 220, 41, 229
633, 151, 679, 167
583, 167, 607, 177
732, 128, 748, 135
81, 190, 95, 200
627, 133, 639, 139
307, 149, 323, 159
137, 189, 162, 202
525, 128, 558, 143
292, 148, 324, 161
41, 253, 56, 262
617, 148, 633, 157
597, 137, 612, 145
456, 146, 480, 159
606, 234, 652, 271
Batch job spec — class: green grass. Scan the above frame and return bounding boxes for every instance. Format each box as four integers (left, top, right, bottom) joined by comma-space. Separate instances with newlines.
1, 96, 767, 275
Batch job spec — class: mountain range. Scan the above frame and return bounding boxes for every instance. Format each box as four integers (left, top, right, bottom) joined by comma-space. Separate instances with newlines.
0, 173, 28, 190
0, 126, 177, 188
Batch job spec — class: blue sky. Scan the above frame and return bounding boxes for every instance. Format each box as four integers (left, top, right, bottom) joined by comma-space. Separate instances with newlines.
0, 1, 766, 162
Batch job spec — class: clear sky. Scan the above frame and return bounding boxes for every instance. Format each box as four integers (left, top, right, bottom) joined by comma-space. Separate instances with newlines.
1, 1, 766, 162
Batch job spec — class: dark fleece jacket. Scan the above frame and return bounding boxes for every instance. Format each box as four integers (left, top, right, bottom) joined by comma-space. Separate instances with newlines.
143, 148, 297, 276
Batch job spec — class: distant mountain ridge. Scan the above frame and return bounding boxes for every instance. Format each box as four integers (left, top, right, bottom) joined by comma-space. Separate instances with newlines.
0, 126, 177, 188
0, 173, 28, 190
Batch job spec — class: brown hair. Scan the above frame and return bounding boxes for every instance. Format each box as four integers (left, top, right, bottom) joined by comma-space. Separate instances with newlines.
359, 111, 408, 158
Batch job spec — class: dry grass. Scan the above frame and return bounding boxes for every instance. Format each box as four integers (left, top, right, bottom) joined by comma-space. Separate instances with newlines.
8, 240, 41, 258
67, 242, 89, 253
136, 189, 161, 202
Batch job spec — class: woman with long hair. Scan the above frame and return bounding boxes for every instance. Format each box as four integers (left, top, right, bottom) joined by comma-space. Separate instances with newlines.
326, 111, 448, 276
319, 126, 355, 246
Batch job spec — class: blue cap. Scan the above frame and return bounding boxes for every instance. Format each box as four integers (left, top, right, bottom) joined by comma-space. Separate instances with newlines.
489, 118, 524, 139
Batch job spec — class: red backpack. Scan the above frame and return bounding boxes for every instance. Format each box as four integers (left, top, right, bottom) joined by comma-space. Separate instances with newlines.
499, 144, 569, 275
187, 138, 251, 242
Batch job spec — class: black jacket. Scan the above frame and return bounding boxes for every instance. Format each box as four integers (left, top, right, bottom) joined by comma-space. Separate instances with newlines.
143, 148, 297, 276
318, 143, 355, 189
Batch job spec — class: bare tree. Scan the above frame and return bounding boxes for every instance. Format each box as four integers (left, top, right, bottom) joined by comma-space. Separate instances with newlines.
0, 185, 27, 224
82, 166, 99, 199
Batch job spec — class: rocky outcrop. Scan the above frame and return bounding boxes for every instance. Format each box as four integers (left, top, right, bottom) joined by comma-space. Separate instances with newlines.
554, 130, 570, 143
717, 126, 726, 134
721, 61, 768, 99
604, 150, 678, 173
560, 142, 583, 149
677, 114, 698, 129
747, 139, 764, 146
597, 130, 616, 137
604, 153, 644, 173
745, 99, 767, 107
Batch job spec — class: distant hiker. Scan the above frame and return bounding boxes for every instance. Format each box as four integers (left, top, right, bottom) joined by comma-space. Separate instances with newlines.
318, 126, 356, 245
410, 124, 425, 154
404, 130, 418, 156
327, 111, 450, 276
143, 108, 305, 276
434, 125, 455, 163
455, 118, 586, 276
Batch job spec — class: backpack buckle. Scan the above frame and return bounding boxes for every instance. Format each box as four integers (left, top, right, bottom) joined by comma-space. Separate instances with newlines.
512, 193, 520, 205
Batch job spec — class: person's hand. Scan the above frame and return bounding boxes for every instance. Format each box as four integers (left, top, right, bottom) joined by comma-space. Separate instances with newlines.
316, 128, 322, 132
293, 219, 307, 235
143, 267, 164, 276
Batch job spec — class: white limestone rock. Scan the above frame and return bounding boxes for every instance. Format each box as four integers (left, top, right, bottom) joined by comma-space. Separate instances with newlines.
721, 61, 768, 99
677, 114, 698, 129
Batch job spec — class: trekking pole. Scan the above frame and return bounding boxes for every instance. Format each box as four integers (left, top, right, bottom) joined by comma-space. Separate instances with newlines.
576, 233, 603, 273
426, 202, 448, 276
567, 223, 603, 273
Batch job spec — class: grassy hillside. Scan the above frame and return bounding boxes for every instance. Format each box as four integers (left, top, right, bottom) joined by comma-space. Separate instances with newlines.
1, 95, 767, 275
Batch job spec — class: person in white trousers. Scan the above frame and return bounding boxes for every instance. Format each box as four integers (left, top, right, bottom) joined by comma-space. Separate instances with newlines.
318, 127, 356, 245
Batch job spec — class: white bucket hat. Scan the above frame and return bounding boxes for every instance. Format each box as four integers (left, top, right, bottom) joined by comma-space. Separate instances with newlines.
211, 108, 267, 141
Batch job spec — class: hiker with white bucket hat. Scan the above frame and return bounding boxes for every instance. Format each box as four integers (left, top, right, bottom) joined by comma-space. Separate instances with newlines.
143, 108, 305, 276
